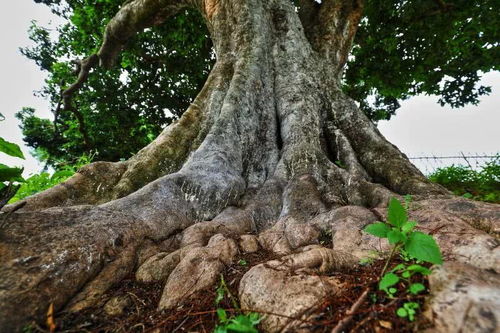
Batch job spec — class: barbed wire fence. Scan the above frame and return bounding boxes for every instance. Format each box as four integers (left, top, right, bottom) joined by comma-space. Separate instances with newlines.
408, 152, 499, 175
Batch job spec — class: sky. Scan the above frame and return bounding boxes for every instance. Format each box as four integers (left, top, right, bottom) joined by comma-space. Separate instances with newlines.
0, 0, 499, 176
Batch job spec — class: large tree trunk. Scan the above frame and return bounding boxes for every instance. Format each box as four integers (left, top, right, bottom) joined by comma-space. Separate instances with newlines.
1, 0, 499, 331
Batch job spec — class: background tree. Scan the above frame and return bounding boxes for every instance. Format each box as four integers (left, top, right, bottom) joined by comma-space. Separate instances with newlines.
20, 0, 499, 166
1, 0, 499, 331
20, 0, 213, 166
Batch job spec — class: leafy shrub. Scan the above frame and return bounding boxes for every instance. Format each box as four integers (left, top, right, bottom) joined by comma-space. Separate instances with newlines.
429, 156, 500, 203
0, 112, 25, 209
8, 153, 93, 203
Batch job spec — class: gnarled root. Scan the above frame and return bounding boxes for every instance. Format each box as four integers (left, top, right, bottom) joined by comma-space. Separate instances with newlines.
239, 247, 357, 332
158, 234, 238, 310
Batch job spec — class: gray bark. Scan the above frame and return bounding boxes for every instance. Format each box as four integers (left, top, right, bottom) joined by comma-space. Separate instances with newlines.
1, 0, 498, 331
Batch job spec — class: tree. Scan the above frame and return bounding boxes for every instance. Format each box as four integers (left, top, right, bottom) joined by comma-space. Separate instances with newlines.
1, 0, 499, 331
19, 1, 212, 166
20, 0, 498, 165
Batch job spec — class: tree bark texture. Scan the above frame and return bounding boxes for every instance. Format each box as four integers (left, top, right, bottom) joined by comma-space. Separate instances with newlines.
1, 0, 499, 331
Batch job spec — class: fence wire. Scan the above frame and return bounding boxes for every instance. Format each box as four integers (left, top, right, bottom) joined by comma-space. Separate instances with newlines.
408, 153, 499, 175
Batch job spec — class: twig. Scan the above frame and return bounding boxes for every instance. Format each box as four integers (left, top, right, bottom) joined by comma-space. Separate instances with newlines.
331, 288, 370, 333
380, 245, 399, 278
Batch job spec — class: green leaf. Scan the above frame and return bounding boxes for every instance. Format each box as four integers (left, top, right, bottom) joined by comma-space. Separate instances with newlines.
217, 309, 228, 323
390, 263, 406, 272
0, 138, 25, 159
401, 221, 417, 234
215, 285, 225, 305
402, 271, 411, 278
387, 229, 406, 244
0, 164, 24, 182
387, 198, 407, 227
227, 314, 259, 333
379, 272, 399, 291
409, 283, 426, 295
397, 308, 408, 318
214, 326, 228, 333
405, 232, 443, 264
364, 223, 391, 238
407, 264, 432, 275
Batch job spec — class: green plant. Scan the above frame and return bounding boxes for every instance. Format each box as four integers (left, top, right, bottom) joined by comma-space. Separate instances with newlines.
396, 302, 420, 321
214, 275, 261, 333
364, 197, 443, 321
0, 112, 25, 209
214, 309, 261, 333
8, 152, 94, 204
429, 157, 500, 203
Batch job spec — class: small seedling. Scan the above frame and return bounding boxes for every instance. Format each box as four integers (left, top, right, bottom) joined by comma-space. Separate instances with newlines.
364, 197, 443, 321
397, 302, 420, 321
238, 259, 248, 266
214, 276, 261, 333
214, 309, 261, 333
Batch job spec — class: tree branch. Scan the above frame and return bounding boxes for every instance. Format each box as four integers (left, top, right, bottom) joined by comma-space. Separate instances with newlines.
56, 0, 194, 146
98, 0, 189, 68
300, 0, 364, 78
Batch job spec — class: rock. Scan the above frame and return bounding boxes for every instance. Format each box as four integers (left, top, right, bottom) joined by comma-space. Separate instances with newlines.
239, 263, 343, 332
239, 235, 260, 253
103, 295, 132, 316
425, 262, 500, 333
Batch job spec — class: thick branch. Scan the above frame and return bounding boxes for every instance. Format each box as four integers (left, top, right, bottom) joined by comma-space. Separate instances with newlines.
98, 0, 189, 68
300, 0, 364, 77
58, 0, 193, 146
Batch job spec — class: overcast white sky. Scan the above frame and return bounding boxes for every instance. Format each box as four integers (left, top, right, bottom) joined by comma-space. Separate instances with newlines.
0, 0, 499, 176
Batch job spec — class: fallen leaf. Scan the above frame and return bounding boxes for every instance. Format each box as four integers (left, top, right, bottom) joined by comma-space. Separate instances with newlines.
47, 303, 56, 333
379, 320, 392, 329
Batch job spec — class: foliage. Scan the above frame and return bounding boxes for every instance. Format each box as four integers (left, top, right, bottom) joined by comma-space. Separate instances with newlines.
214, 275, 261, 333
8, 153, 93, 204
20, 0, 213, 167
396, 302, 420, 322
345, 0, 499, 120
0, 112, 25, 209
364, 198, 443, 265
429, 156, 500, 203
20, 0, 499, 166
364, 197, 443, 321
214, 310, 261, 333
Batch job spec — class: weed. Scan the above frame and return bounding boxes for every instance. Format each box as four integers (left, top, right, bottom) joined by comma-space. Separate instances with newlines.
8, 152, 93, 203
0, 113, 25, 209
429, 156, 500, 203
364, 197, 442, 321
214, 275, 261, 333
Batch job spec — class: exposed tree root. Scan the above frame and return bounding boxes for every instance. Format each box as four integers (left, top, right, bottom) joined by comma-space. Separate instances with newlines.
1, 0, 499, 332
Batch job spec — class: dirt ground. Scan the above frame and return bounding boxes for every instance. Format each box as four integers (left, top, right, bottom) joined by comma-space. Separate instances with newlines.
26, 249, 433, 333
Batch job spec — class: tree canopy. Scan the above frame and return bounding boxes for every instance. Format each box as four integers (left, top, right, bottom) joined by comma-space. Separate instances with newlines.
20, 0, 498, 167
